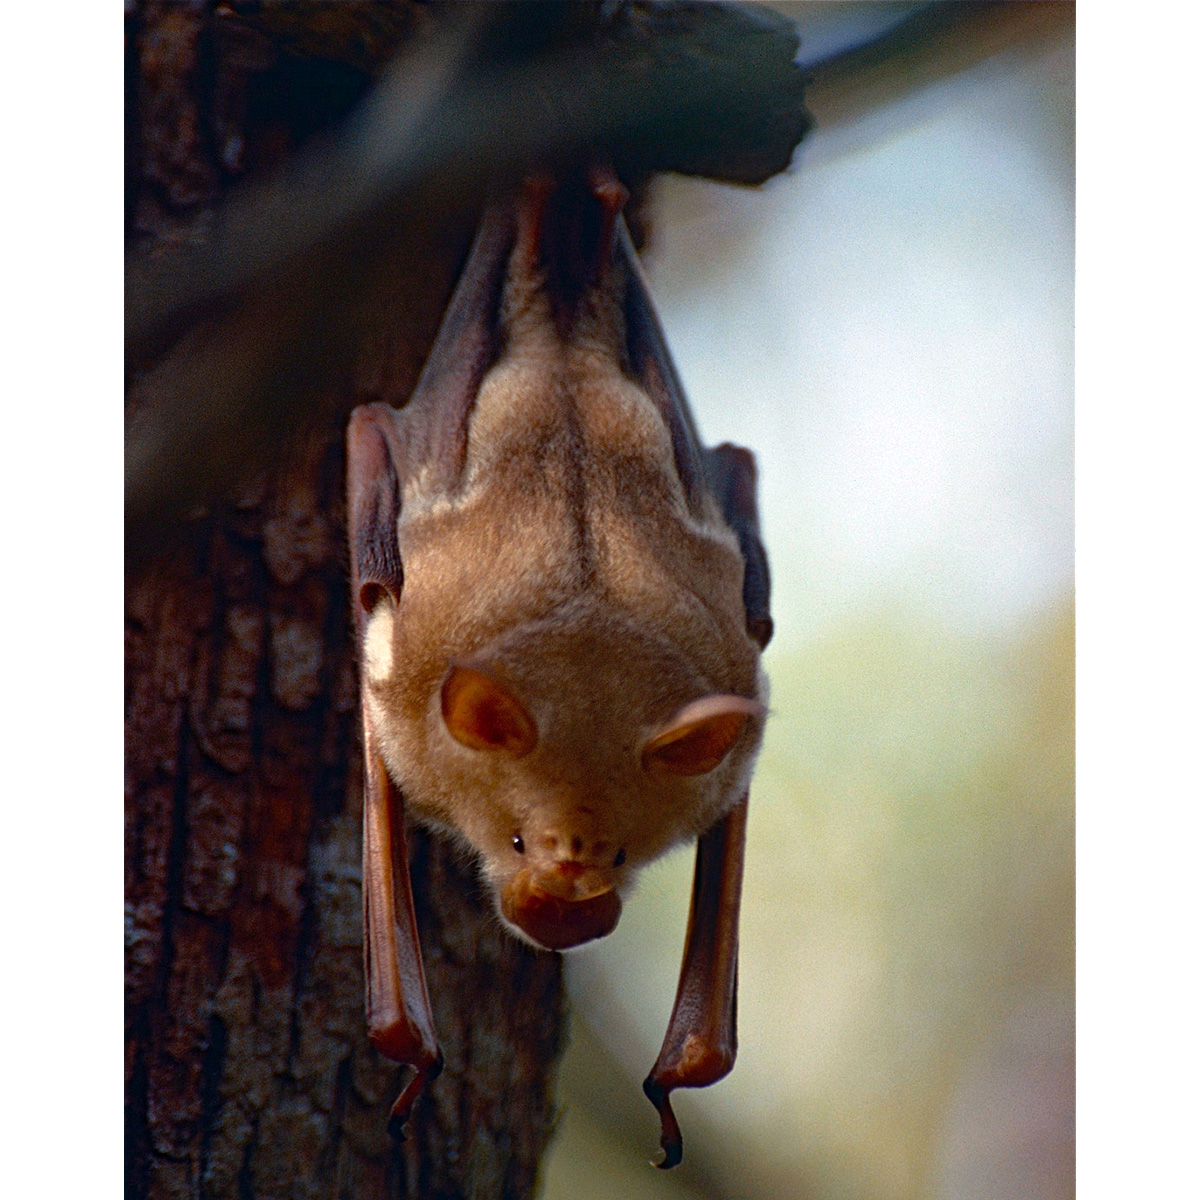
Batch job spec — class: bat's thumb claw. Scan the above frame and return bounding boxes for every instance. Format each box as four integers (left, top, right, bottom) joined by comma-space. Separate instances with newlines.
643, 1077, 684, 1169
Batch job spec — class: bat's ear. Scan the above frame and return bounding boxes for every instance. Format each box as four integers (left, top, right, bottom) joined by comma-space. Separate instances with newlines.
441, 665, 538, 757
642, 695, 764, 776
347, 404, 405, 616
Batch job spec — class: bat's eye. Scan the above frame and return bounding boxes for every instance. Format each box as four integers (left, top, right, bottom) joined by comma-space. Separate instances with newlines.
613, 847, 626, 867
512, 835, 526, 855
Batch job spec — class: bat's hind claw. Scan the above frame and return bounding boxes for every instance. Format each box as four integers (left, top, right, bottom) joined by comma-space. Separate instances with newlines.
643, 1077, 684, 1170
387, 1059, 441, 1139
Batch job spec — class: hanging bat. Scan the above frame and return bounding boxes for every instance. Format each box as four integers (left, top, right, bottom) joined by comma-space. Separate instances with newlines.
346, 164, 772, 1168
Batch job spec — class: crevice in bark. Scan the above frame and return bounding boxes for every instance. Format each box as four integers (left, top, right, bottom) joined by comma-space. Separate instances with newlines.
199, 1012, 229, 1186
237, 1121, 256, 1200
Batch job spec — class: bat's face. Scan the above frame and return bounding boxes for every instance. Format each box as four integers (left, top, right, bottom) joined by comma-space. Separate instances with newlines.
362, 597, 765, 950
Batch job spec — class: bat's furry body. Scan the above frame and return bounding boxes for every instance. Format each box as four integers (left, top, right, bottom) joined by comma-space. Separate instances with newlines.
360, 211, 764, 927
347, 168, 771, 1164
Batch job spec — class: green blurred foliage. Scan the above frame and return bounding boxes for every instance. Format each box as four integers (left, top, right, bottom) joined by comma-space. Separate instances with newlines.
546, 601, 1073, 1199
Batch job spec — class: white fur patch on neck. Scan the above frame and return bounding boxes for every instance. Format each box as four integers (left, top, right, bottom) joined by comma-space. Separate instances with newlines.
363, 606, 395, 683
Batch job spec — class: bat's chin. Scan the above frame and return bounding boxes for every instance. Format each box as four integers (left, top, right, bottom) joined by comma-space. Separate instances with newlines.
500, 869, 622, 950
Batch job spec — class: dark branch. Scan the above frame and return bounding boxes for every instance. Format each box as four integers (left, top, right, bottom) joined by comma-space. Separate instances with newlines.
125, 1, 810, 551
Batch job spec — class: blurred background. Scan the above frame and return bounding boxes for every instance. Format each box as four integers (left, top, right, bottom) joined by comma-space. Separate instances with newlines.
543, 6, 1074, 1199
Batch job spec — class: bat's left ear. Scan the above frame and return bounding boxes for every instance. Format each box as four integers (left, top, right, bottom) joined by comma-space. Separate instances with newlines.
347, 404, 405, 617
643, 695, 764, 776
441, 665, 538, 757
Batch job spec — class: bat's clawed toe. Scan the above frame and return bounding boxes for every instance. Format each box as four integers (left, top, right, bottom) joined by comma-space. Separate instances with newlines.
386, 1050, 445, 1141
642, 1077, 685, 1170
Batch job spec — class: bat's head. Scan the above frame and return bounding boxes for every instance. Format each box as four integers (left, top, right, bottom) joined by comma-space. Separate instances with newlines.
365, 598, 766, 951
439, 661, 762, 950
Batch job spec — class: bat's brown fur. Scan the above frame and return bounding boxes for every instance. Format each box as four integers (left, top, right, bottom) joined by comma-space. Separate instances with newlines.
348, 172, 769, 1154
359, 180, 765, 947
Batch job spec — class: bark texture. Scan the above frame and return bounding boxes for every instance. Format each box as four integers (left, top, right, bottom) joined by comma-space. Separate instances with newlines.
126, 6, 565, 1198
125, 451, 568, 1200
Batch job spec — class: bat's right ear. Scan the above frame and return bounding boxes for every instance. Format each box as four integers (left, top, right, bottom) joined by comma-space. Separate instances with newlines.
347, 404, 405, 618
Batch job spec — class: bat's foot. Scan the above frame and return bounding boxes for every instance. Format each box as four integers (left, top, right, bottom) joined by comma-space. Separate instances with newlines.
386, 1051, 445, 1141
385, 1109, 409, 1145
643, 1077, 684, 1170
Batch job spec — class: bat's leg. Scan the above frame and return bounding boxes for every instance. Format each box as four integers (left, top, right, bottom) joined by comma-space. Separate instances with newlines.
616, 185, 773, 646
397, 200, 517, 493
643, 795, 749, 1169
346, 191, 521, 1129
644, 441, 770, 1166
362, 722, 443, 1130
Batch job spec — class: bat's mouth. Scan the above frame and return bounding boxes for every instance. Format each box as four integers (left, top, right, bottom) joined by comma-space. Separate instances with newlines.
501, 870, 622, 950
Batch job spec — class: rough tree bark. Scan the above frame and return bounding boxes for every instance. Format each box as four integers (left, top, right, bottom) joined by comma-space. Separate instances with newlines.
125, 7, 566, 1197
125, 4, 809, 1198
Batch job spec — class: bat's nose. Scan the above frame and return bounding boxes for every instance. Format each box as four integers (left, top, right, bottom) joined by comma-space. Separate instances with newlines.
537, 831, 614, 866
528, 807, 620, 871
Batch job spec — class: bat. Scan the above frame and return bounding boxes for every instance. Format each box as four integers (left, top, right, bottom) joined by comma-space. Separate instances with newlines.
346, 164, 772, 1168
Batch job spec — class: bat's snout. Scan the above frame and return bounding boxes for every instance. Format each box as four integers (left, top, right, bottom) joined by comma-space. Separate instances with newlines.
500, 867, 622, 950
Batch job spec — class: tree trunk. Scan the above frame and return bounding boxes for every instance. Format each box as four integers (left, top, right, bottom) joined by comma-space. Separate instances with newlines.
125, 453, 567, 1200
125, 6, 565, 1197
